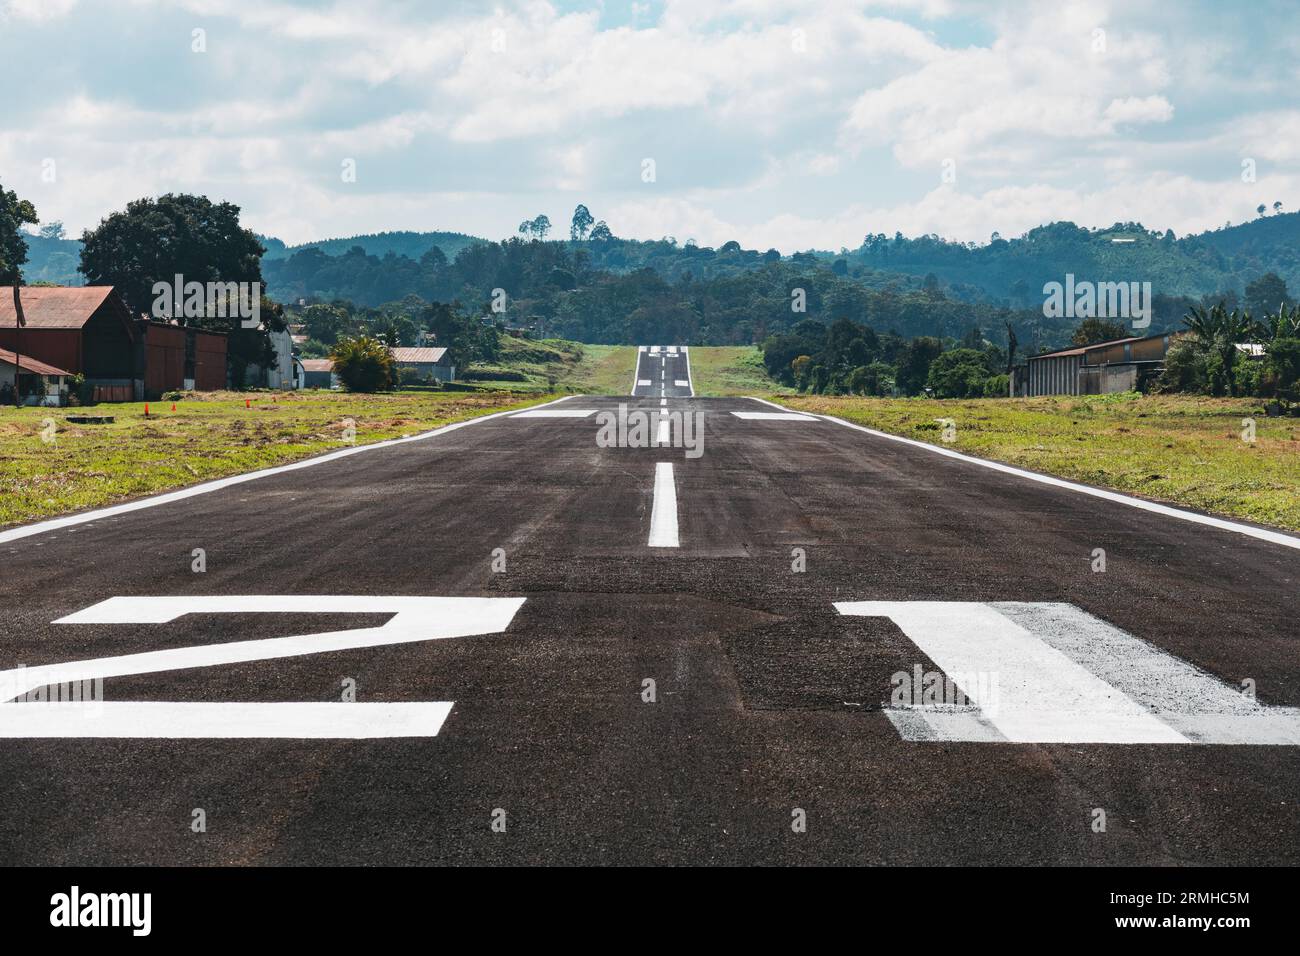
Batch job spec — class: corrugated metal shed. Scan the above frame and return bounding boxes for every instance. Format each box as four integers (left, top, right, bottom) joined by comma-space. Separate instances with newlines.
0, 287, 123, 329
390, 347, 448, 364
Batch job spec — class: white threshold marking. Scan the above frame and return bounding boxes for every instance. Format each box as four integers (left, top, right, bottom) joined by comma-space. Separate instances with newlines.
673, 380, 691, 388
667, 346, 677, 354
748, 397, 1300, 552
650, 345, 660, 354
636, 379, 651, 387
656, 418, 671, 444
0, 396, 577, 546
836, 601, 1300, 745
648, 462, 679, 548
511, 408, 597, 418
731, 411, 818, 421
0, 595, 525, 738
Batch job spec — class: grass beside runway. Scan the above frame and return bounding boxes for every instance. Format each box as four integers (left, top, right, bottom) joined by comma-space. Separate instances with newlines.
781, 392, 1300, 532
684, 346, 796, 396
0, 389, 557, 529
461, 338, 638, 394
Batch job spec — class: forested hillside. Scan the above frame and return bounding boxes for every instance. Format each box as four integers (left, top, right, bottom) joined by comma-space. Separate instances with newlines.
21, 210, 1300, 350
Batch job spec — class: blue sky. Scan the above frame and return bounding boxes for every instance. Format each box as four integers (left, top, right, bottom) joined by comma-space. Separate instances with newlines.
2, 0, 1298, 250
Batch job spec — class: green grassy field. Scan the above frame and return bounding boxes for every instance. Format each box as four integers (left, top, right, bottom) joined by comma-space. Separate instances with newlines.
685, 346, 796, 396
463, 338, 637, 394
782, 392, 1300, 531
0, 389, 554, 529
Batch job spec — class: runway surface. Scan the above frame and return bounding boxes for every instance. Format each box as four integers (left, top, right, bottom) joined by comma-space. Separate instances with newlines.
2, 350, 1298, 864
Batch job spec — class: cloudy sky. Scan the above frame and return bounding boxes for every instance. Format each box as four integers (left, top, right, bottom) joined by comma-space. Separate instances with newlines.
2, 0, 1297, 250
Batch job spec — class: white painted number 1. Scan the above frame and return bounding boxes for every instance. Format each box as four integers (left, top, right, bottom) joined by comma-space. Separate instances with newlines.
837, 601, 1300, 745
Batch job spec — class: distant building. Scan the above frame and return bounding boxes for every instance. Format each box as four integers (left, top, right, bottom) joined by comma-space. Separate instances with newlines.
1013, 332, 1182, 397
245, 328, 297, 389
390, 346, 454, 382
135, 320, 229, 395
0, 346, 74, 406
0, 286, 137, 398
301, 358, 338, 389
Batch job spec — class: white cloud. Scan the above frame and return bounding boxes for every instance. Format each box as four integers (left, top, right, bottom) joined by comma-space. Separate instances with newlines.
3, 0, 77, 21
1104, 95, 1174, 126
0, 0, 1295, 251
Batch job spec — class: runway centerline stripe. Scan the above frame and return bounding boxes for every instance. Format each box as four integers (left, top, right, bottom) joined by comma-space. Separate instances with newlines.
648, 462, 680, 548
748, 397, 1300, 551
0, 395, 578, 545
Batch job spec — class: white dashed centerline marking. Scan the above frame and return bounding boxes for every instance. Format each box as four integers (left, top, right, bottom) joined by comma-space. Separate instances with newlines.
648, 462, 679, 548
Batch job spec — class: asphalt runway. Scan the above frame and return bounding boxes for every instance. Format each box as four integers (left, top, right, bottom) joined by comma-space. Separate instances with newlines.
631, 345, 693, 398
1, 351, 1298, 865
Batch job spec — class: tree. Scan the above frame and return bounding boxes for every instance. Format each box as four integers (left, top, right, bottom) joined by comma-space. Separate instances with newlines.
895, 336, 943, 395
79, 193, 278, 383
1070, 317, 1127, 346
1257, 204, 1267, 217
523, 215, 551, 240
1181, 303, 1256, 396
1245, 272, 1290, 318
330, 335, 394, 392
589, 220, 613, 241
926, 348, 994, 398
0, 181, 38, 405
570, 204, 594, 241
38, 221, 65, 241
1262, 338, 1300, 400
80, 194, 265, 315
1274, 201, 1283, 215
298, 303, 354, 345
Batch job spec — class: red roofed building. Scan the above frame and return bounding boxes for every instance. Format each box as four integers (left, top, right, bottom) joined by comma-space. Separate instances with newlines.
0, 286, 229, 400
0, 345, 75, 406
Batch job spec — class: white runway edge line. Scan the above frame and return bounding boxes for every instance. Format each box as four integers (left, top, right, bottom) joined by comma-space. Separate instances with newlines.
731, 411, 818, 421
747, 397, 1300, 552
0, 395, 576, 546
681, 347, 695, 397
510, 408, 597, 418
648, 462, 680, 547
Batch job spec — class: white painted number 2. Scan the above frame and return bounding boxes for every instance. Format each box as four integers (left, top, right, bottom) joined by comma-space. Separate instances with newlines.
0, 596, 525, 739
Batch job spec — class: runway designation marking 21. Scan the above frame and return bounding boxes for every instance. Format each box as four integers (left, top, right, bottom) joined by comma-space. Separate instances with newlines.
835, 601, 1300, 745
0, 596, 525, 739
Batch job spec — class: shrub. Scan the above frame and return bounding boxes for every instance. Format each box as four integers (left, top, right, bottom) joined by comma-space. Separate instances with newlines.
329, 335, 394, 392
1263, 338, 1300, 400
